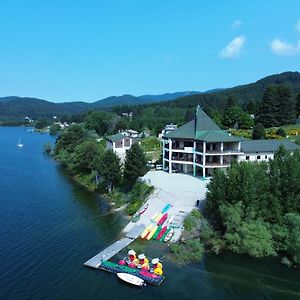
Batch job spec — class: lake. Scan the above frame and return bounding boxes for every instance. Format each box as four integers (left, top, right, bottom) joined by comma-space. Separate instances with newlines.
0, 127, 299, 300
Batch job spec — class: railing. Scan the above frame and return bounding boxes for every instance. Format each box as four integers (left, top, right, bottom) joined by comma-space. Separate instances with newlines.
171, 156, 193, 162
205, 161, 231, 167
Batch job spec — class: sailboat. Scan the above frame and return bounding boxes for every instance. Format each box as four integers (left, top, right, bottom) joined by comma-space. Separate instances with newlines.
17, 138, 24, 148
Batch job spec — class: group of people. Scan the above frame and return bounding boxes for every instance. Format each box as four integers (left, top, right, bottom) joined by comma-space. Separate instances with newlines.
119, 249, 163, 276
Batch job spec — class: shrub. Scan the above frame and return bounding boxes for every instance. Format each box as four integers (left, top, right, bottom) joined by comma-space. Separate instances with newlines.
276, 128, 286, 137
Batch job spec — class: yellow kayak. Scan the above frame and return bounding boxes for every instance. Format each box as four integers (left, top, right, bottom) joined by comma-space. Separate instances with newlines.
153, 213, 162, 223
151, 213, 159, 221
147, 225, 158, 240
140, 224, 153, 239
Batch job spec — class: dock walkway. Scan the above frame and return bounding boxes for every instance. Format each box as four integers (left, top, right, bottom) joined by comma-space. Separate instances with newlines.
84, 224, 145, 268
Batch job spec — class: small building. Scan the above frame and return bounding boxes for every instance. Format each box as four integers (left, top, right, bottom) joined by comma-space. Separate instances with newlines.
106, 132, 139, 162
158, 124, 177, 139
125, 129, 139, 138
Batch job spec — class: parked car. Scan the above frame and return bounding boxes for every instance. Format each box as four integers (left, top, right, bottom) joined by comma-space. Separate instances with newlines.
156, 164, 163, 170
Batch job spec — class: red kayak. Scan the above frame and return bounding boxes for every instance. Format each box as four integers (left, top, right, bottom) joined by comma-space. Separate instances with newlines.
157, 226, 167, 240
157, 213, 168, 225
139, 203, 149, 215
139, 270, 159, 278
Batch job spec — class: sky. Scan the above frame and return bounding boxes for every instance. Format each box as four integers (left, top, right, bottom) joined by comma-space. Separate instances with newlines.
0, 0, 300, 102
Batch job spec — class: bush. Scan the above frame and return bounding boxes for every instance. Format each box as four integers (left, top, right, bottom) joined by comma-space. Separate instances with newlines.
169, 239, 204, 263
276, 128, 286, 137
183, 209, 201, 232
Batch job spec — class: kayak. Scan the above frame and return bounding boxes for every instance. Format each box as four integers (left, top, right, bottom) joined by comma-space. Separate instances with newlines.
140, 224, 153, 239
151, 213, 159, 221
157, 226, 167, 240
152, 225, 162, 240
147, 225, 158, 240
139, 271, 159, 278
164, 228, 174, 242
117, 273, 144, 286
158, 213, 168, 226
162, 203, 171, 214
159, 228, 171, 242
153, 213, 162, 223
139, 203, 149, 215
167, 215, 175, 225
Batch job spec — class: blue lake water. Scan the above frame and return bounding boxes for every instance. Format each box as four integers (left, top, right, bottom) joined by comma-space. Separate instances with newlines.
0, 126, 299, 300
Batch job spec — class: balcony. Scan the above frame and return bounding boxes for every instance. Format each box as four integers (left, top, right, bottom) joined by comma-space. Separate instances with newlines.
171, 155, 193, 163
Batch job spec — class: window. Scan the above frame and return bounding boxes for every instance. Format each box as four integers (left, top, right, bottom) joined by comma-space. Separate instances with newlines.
257, 155, 261, 160
246, 156, 249, 160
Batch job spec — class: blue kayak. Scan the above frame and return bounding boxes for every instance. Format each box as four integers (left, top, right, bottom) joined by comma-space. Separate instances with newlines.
162, 203, 171, 214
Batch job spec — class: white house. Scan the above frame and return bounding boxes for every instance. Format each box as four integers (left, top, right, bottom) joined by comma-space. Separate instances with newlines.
162, 106, 299, 178
106, 132, 139, 162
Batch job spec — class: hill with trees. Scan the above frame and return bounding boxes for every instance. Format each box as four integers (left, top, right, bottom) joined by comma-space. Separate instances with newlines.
1, 71, 299, 123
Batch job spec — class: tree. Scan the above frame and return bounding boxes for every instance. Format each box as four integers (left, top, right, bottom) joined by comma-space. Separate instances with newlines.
239, 112, 254, 129
34, 119, 48, 130
252, 123, 266, 140
256, 86, 278, 128
95, 149, 121, 192
71, 140, 102, 172
276, 85, 295, 125
223, 106, 243, 128
49, 123, 61, 135
245, 100, 256, 114
296, 93, 300, 118
225, 221, 276, 258
123, 143, 148, 185
54, 124, 86, 155
85, 111, 114, 136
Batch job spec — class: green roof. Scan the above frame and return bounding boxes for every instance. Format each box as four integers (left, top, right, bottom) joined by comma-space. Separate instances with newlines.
164, 106, 240, 142
164, 119, 195, 139
196, 130, 241, 142
241, 139, 300, 153
106, 133, 126, 142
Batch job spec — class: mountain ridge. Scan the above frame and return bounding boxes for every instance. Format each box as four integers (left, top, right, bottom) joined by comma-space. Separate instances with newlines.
0, 71, 299, 120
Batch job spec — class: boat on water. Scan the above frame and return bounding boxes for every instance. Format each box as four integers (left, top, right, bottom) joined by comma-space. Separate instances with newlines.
117, 273, 145, 286
17, 138, 24, 148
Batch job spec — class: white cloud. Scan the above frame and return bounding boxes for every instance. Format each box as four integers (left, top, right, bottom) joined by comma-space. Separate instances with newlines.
270, 38, 300, 56
231, 20, 242, 29
219, 35, 246, 59
296, 19, 300, 33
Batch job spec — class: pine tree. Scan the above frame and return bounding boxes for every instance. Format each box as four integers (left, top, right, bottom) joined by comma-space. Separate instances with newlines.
245, 100, 256, 115
124, 143, 148, 185
223, 96, 243, 128
295, 93, 300, 118
276, 85, 295, 125
256, 86, 278, 128
252, 123, 266, 140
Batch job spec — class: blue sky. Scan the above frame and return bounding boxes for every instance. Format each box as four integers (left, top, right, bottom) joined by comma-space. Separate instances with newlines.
0, 0, 300, 102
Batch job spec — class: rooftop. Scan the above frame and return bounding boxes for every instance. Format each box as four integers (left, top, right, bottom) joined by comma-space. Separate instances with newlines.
106, 132, 125, 142
241, 139, 300, 153
164, 106, 240, 142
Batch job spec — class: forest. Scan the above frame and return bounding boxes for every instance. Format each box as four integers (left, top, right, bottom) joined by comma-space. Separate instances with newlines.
204, 146, 300, 266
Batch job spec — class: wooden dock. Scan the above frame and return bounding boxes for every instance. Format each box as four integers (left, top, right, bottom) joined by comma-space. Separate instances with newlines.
84, 224, 145, 268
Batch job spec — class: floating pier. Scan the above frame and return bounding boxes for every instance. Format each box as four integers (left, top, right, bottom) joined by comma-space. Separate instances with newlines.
84, 224, 145, 268
98, 260, 165, 286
